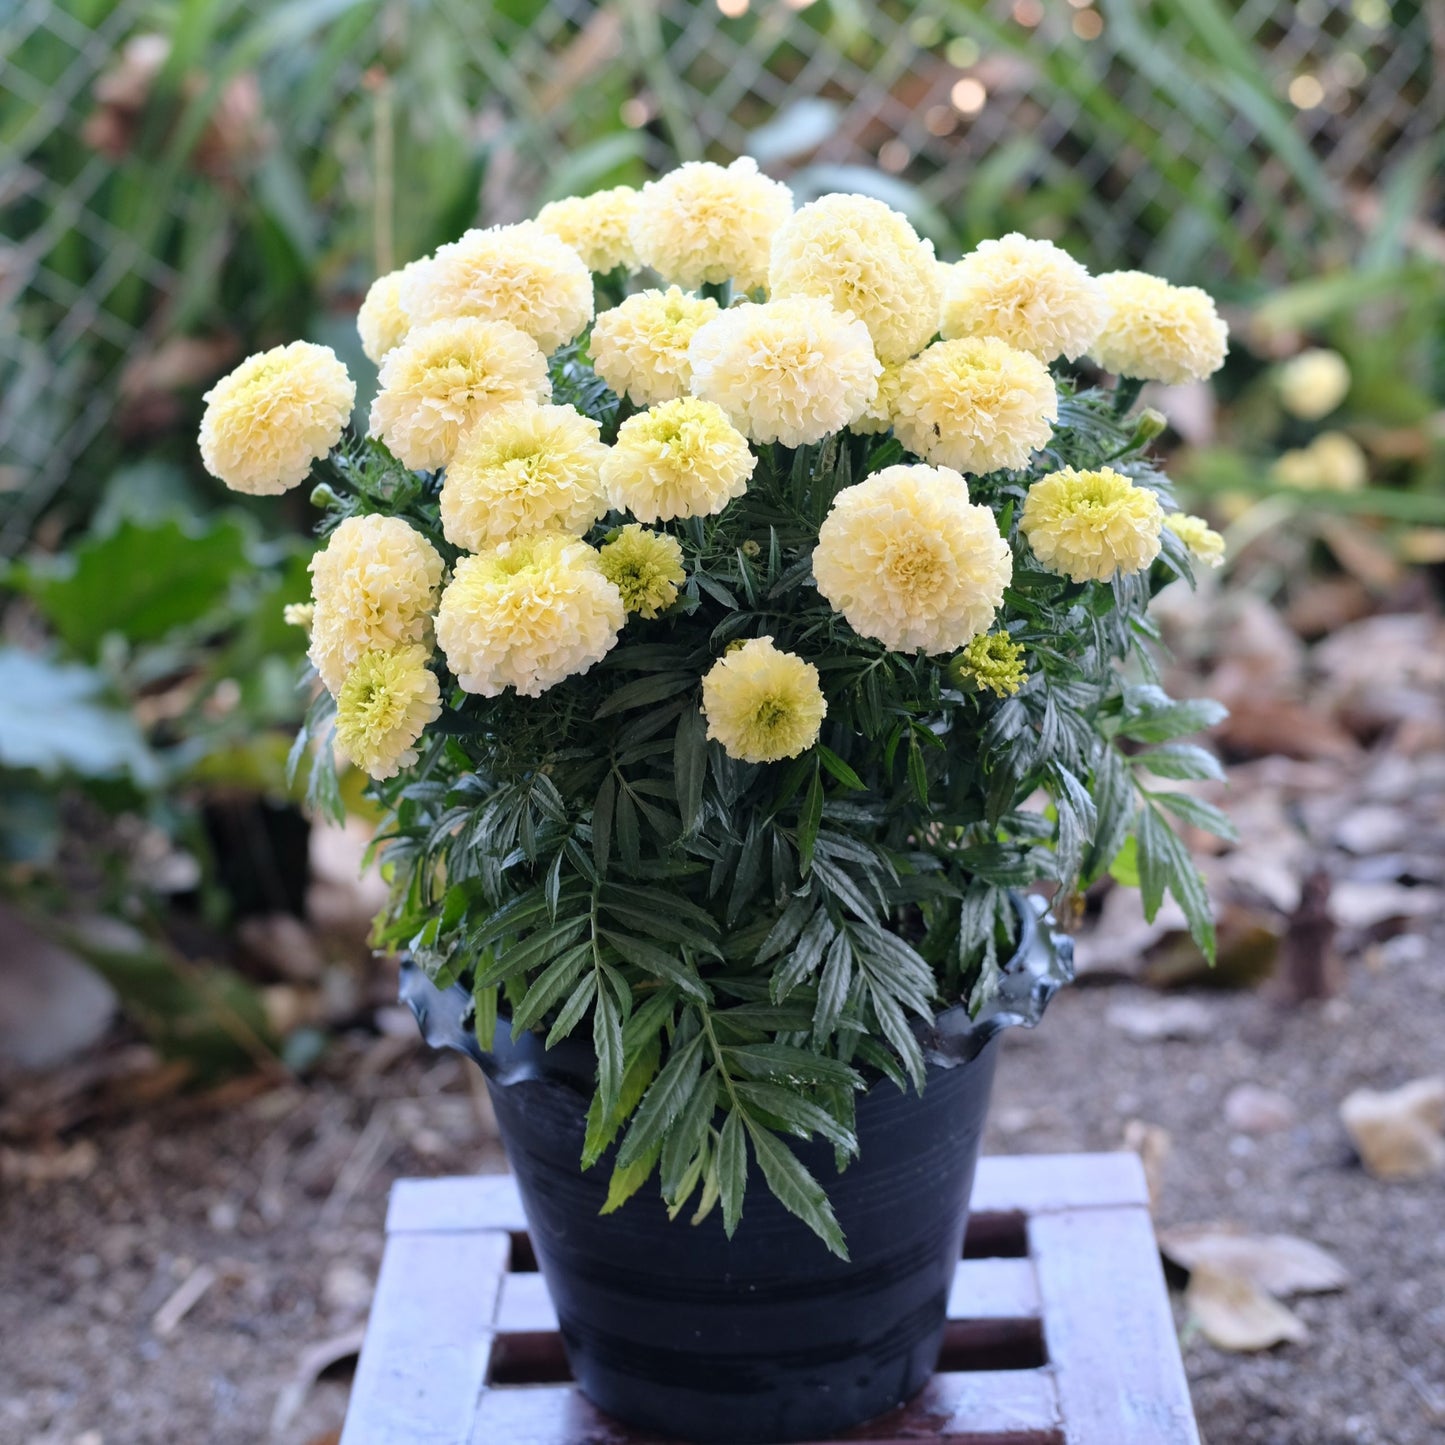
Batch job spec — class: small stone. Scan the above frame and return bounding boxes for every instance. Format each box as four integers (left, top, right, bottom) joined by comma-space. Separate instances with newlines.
1107, 996, 1214, 1041
323, 1261, 374, 1316
1225, 1084, 1296, 1135
208, 1199, 240, 1233
1340, 1077, 1445, 1180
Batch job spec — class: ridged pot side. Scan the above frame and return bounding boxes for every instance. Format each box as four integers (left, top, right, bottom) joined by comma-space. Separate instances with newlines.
403, 896, 1073, 1444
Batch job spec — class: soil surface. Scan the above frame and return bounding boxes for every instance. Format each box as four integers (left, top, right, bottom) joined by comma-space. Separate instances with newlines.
3, 916, 1441, 1445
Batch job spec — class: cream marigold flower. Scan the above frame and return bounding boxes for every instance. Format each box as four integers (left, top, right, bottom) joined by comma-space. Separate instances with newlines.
434, 533, 624, 697
589, 287, 720, 406
1092, 271, 1228, 385
199, 342, 354, 496
334, 645, 442, 781
308, 515, 445, 695
369, 317, 550, 471
357, 258, 429, 364
602, 396, 756, 522
1021, 466, 1164, 583
949, 633, 1028, 698
400, 221, 594, 354
688, 296, 880, 447
630, 157, 793, 293
1166, 511, 1226, 568
598, 524, 686, 619
939, 234, 1106, 363
1276, 348, 1350, 420
282, 602, 314, 631
768, 193, 941, 364
439, 402, 607, 550
536, 186, 641, 274
849, 361, 905, 436
813, 464, 1011, 654
1271, 431, 1367, 492
893, 337, 1057, 474
701, 637, 826, 764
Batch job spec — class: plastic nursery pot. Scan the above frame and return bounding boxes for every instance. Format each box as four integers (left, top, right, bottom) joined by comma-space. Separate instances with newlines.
402, 895, 1073, 1445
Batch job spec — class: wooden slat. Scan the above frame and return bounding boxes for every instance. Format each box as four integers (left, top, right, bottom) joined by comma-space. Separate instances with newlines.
386, 1154, 1148, 1239
340, 1230, 507, 1445
471, 1371, 1062, 1445
968, 1153, 1148, 1216
1031, 1208, 1200, 1445
386, 1172, 525, 1234
945, 1257, 1040, 1321
497, 1270, 559, 1333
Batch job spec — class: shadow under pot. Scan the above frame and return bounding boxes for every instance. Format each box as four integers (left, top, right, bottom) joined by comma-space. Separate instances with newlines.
402, 893, 1073, 1444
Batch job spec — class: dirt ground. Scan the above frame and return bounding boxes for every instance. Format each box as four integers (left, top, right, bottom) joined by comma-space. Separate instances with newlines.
2, 909, 1441, 1445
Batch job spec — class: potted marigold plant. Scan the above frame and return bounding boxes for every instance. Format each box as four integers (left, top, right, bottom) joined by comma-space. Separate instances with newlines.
199, 158, 1232, 1444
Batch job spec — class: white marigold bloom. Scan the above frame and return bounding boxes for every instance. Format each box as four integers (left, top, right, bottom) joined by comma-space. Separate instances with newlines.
601, 396, 756, 523
1020, 466, 1164, 583
939, 234, 1106, 363
630, 157, 793, 293
893, 337, 1057, 474
1092, 271, 1228, 385
439, 401, 608, 551
435, 533, 624, 698
768, 193, 942, 365
333, 644, 443, 781
356, 258, 430, 365
400, 221, 594, 354
687, 296, 880, 447
308, 515, 445, 695
536, 186, 641, 273
1276, 348, 1350, 421
589, 287, 720, 406
813, 464, 1012, 654
368, 317, 550, 472
199, 342, 354, 496
701, 637, 826, 764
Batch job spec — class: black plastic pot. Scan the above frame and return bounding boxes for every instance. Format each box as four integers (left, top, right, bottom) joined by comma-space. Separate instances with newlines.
402, 895, 1072, 1445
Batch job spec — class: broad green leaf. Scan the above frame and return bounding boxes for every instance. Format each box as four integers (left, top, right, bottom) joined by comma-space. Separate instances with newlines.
0, 649, 158, 784
12, 516, 249, 659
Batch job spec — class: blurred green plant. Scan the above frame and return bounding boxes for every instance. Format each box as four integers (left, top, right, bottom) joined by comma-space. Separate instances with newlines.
0, 468, 317, 1074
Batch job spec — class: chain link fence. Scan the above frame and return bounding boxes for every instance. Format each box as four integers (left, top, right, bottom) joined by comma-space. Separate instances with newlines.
3, 0, 1441, 549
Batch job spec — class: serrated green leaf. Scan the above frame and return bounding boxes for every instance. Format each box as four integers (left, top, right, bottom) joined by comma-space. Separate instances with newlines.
601, 930, 709, 1000
812, 929, 853, 1041
661, 1068, 716, 1200
593, 984, 624, 1120
743, 1118, 848, 1260
508, 943, 591, 1034
674, 706, 707, 833
600, 1143, 662, 1215
797, 765, 824, 874
734, 1081, 858, 1156
592, 772, 616, 876
582, 1033, 660, 1168
1151, 790, 1238, 842
815, 745, 865, 791
718, 1109, 747, 1238
1133, 743, 1226, 782
545, 971, 596, 1047
615, 1032, 705, 1169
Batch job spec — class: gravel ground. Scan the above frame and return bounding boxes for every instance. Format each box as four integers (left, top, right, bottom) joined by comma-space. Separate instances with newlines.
3, 913, 1440, 1445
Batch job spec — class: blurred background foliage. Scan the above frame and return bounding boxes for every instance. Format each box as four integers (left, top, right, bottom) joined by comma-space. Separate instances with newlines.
1, 0, 1441, 1076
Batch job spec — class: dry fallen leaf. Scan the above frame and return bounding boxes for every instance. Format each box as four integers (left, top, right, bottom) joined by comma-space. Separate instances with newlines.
1122, 1119, 1171, 1213
1159, 1224, 1348, 1296
1185, 1263, 1310, 1352
1340, 1077, 1445, 1181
